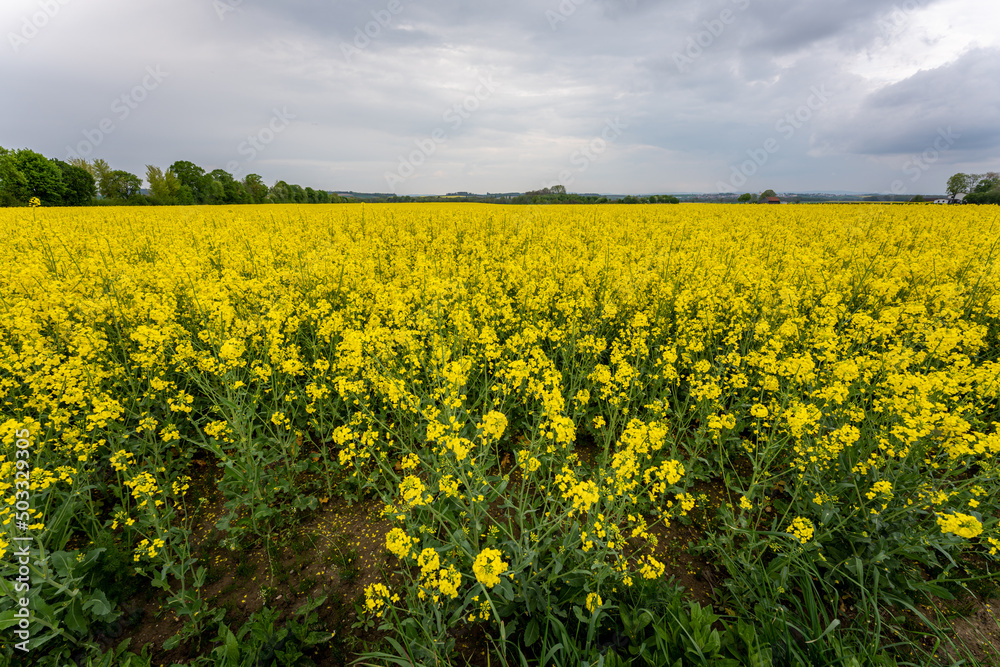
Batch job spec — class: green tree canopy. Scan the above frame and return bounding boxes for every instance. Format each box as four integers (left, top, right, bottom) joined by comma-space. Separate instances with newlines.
102, 170, 142, 200
965, 190, 1000, 205
946, 173, 971, 197
972, 172, 999, 193
209, 169, 247, 204
14, 149, 66, 205
169, 161, 214, 203
91, 159, 112, 197
269, 180, 291, 203
53, 159, 97, 206
0, 147, 29, 205
146, 165, 180, 203
243, 174, 269, 204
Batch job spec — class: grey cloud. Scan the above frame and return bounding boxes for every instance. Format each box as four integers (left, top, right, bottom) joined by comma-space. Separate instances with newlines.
0, 0, 996, 195
821, 48, 1000, 157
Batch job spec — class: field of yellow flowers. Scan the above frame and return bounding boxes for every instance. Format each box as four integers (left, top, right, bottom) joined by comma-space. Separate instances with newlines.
1, 203, 999, 666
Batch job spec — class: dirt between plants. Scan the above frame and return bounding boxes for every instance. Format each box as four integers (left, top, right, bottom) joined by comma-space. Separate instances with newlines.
112, 453, 725, 665
956, 598, 1000, 661
936, 596, 1000, 664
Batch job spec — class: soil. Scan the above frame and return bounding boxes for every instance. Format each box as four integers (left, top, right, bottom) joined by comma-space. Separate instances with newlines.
108, 440, 728, 666
114, 458, 395, 666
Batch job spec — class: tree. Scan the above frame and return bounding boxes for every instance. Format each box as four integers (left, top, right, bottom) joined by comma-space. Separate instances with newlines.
146, 165, 180, 203
102, 170, 142, 200
965, 189, 1000, 205
13, 150, 66, 205
737, 193, 754, 203
204, 178, 225, 204
270, 180, 291, 203
67, 157, 95, 177
0, 147, 29, 205
946, 173, 971, 197
910, 194, 926, 203
175, 185, 196, 205
169, 161, 212, 203
53, 159, 96, 205
91, 159, 112, 197
209, 169, 246, 204
972, 172, 999, 193
243, 174, 269, 204
757, 189, 777, 203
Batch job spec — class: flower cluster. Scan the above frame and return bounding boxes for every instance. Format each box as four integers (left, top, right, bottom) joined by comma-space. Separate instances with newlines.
937, 512, 983, 539
786, 517, 815, 544
472, 548, 508, 588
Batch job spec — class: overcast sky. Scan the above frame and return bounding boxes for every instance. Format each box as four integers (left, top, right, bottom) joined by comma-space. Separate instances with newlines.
2, 0, 998, 195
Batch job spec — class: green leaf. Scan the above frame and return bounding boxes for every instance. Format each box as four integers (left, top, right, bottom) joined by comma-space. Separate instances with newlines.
49, 551, 77, 580
0, 610, 22, 630
295, 595, 327, 618
151, 573, 169, 590
497, 579, 515, 601
538, 642, 565, 665
737, 619, 755, 648
64, 596, 87, 634
223, 625, 240, 661
913, 581, 955, 600
703, 628, 722, 655
83, 589, 114, 618
302, 630, 332, 646
254, 505, 275, 521
524, 618, 539, 646
32, 595, 56, 620
750, 647, 773, 667
81, 547, 106, 568
25, 629, 61, 652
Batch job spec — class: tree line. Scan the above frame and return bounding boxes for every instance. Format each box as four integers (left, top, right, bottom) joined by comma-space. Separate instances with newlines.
946, 171, 1000, 205
728, 189, 780, 203
498, 186, 682, 205
0, 147, 353, 207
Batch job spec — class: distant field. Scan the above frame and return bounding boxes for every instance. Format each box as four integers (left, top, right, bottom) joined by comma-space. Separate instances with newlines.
2, 203, 998, 666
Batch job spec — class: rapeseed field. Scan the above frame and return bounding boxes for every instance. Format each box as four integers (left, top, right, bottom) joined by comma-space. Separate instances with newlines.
1, 203, 998, 665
